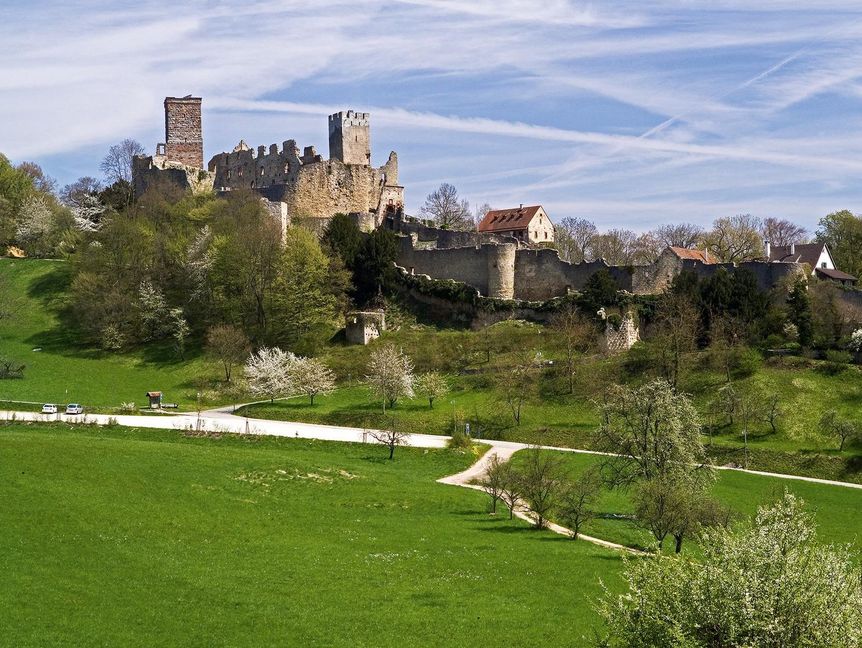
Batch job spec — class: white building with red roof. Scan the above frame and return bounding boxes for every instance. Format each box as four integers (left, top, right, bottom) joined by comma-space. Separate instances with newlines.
477, 205, 555, 244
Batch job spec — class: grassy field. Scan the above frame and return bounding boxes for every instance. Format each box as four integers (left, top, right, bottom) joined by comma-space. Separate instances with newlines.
508, 450, 862, 554
0, 259, 222, 411
2, 423, 627, 647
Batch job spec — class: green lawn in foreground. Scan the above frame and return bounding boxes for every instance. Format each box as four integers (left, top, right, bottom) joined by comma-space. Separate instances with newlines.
1, 423, 625, 647
0, 259, 222, 410
510, 451, 862, 553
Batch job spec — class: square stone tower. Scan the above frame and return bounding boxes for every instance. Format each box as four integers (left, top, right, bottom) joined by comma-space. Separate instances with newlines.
164, 96, 203, 168
328, 110, 370, 165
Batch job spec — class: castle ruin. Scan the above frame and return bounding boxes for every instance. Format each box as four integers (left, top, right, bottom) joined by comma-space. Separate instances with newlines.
133, 100, 404, 231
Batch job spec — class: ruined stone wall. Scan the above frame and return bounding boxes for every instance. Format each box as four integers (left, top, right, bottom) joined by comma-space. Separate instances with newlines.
386, 215, 516, 248
631, 248, 683, 294
487, 244, 517, 299
164, 97, 203, 168
132, 155, 215, 197
208, 143, 401, 220
513, 249, 632, 300
396, 236, 492, 295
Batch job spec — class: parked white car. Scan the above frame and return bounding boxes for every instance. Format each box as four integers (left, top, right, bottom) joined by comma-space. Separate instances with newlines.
41, 403, 58, 414
65, 403, 84, 415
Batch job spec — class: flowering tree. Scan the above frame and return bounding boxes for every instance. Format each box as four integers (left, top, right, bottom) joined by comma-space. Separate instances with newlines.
366, 345, 414, 413
414, 372, 448, 408
848, 328, 862, 353
69, 193, 105, 232
244, 347, 296, 402
600, 493, 862, 647
291, 357, 336, 405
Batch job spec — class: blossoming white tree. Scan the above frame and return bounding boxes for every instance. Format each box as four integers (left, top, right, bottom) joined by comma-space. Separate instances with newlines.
600, 493, 862, 647
244, 347, 296, 402
290, 357, 336, 405
366, 344, 414, 413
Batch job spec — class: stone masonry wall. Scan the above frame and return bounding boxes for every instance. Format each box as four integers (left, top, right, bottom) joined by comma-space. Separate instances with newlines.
397, 236, 492, 296
164, 97, 203, 168
328, 111, 371, 165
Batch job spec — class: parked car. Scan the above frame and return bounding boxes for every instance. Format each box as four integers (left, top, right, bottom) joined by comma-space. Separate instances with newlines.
65, 403, 84, 415
41, 403, 57, 414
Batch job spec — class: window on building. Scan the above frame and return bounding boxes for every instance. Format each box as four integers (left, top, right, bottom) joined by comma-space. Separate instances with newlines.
822, 262, 827, 268
260, 167, 265, 176
544, 232, 548, 239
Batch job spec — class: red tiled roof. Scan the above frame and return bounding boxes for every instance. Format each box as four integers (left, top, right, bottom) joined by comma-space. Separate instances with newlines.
669, 246, 714, 263
478, 205, 543, 233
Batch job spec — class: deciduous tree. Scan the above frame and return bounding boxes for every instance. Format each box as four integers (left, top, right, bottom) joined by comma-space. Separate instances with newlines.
703, 214, 763, 262
518, 447, 563, 529
556, 217, 597, 262
206, 324, 251, 382
291, 357, 336, 405
556, 469, 601, 539
420, 183, 472, 230
244, 346, 296, 402
414, 372, 448, 408
366, 344, 415, 413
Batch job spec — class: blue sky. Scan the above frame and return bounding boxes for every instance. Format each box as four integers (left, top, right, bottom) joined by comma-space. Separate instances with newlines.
3, 1, 862, 231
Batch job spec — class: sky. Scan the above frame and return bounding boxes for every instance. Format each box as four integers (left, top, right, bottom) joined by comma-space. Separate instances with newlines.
2, 1, 862, 232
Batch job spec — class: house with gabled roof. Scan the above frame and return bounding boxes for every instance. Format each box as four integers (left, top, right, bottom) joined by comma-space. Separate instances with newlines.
766, 241, 857, 286
477, 205, 555, 244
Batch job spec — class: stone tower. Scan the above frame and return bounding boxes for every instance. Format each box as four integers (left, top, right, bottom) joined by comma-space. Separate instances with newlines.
163, 96, 203, 168
328, 110, 371, 165
486, 243, 517, 300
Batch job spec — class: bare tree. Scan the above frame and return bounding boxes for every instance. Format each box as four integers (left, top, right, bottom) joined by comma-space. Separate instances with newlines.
474, 202, 493, 228
703, 214, 763, 262
61, 176, 103, 205
414, 372, 448, 408
16, 161, 57, 194
368, 418, 410, 459
499, 462, 520, 520
366, 344, 415, 413
651, 292, 700, 388
100, 138, 145, 185
556, 217, 597, 263
496, 348, 542, 425
760, 217, 807, 247
479, 453, 507, 514
630, 232, 664, 265
589, 229, 636, 265
556, 469, 601, 539
820, 409, 858, 451
518, 447, 563, 529
420, 183, 472, 230
551, 305, 596, 394
651, 223, 705, 249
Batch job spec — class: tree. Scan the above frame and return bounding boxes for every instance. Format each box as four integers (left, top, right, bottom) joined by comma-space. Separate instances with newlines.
169, 307, 190, 359
600, 493, 862, 647
353, 228, 398, 304
322, 212, 363, 267
551, 305, 596, 394
61, 176, 103, 205
820, 409, 858, 451
414, 372, 448, 408
479, 453, 507, 514
420, 183, 472, 230
518, 447, 563, 529
206, 324, 251, 382
368, 418, 410, 459
556, 217, 597, 262
589, 228, 636, 265
580, 268, 619, 315
100, 138, 145, 186
703, 214, 763, 262
651, 291, 700, 389
243, 346, 296, 402
556, 469, 601, 539
16, 161, 56, 194
366, 344, 415, 413
816, 209, 862, 279
474, 202, 492, 228
787, 279, 813, 347
496, 348, 542, 425
652, 223, 704, 249
68, 193, 105, 233
760, 217, 807, 246
630, 232, 663, 265
595, 380, 709, 488
15, 194, 57, 257
499, 463, 520, 520
272, 227, 340, 348
291, 357, 336, 405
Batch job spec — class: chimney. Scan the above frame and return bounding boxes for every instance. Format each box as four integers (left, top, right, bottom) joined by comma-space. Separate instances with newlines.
790, 242, 796, 256
764, 239, 771, 260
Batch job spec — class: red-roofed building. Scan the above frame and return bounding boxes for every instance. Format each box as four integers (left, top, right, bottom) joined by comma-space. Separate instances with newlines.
477, 205, 555, 244
668, 246, 715, 264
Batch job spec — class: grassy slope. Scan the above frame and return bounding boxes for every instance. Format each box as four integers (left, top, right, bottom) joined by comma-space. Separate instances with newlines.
2, 423, 625, 647
0, 259, 221, 410
510, 451, 862, 553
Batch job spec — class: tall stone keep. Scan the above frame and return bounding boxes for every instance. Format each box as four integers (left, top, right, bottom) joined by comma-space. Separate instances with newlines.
328, 110, 371, 165
163, 96, 203, 168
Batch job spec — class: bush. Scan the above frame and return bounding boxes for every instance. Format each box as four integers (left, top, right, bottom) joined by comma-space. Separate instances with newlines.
821, 349, 851, 375
447, 429, 472, 449
728, 346, 761, 379
0, 357, 25, 379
